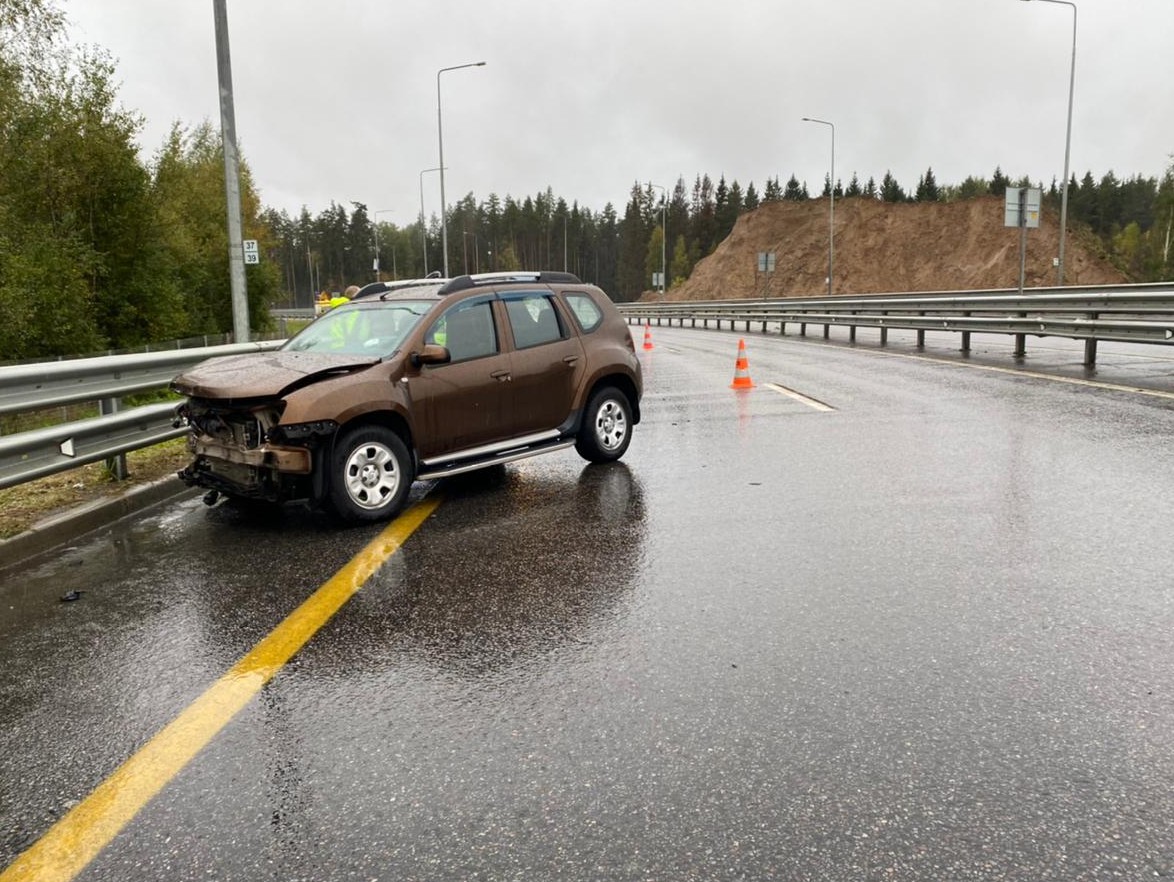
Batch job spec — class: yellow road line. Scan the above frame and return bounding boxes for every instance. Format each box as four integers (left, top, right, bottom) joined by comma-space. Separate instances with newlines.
1, 497, 441, 882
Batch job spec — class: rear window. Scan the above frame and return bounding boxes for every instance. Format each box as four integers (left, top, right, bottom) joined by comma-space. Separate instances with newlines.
503, 292, 565, 348
564, 293, 603, 332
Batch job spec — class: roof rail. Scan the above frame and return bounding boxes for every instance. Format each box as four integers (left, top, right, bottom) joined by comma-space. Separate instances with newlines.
438, 271, 584, 295
351, 278, 447, 300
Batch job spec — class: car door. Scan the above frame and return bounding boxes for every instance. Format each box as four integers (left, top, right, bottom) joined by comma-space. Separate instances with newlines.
499, 289, 586, 436
409, 296, 513, 458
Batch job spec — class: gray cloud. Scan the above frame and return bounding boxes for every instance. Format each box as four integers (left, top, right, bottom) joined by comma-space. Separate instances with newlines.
66, 0, 1174, 221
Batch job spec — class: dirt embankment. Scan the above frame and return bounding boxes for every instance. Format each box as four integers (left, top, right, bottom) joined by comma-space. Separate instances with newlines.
662, 195, 1126, 301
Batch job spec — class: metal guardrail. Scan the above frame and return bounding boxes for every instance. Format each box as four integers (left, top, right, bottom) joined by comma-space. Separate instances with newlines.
0, 341, 284, 490
618, 282, 1174, 364
3, 284, 1172, 493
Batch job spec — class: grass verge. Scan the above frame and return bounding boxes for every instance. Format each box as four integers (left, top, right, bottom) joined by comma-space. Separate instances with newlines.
0, 438, 192, 540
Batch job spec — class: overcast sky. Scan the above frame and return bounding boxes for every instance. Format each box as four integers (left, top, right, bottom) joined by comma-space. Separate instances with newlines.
64, 0, 1173, 225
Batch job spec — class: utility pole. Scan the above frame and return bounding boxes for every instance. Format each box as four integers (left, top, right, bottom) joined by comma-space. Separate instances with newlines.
213, 0, 249, 342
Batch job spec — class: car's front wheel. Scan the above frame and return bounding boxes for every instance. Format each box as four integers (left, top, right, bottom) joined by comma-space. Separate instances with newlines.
575, 386, 633, 463
327, 425, 413, 522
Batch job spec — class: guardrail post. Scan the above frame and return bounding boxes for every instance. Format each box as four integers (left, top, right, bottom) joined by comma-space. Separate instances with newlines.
961, 312, 971, 354
849, 311, 857, 343
1081, 312, 1098, 365
917, 312, 925, 348
823, 323, 830, 339
100, 397, 128, 480
800, 322, 807, 337
1014, 312, 1027, 357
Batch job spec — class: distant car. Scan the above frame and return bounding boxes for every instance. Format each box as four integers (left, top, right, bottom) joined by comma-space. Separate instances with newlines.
170, 271, 643, 522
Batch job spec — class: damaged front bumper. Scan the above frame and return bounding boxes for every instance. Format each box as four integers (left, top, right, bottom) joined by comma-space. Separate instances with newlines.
174, 402, 331, 503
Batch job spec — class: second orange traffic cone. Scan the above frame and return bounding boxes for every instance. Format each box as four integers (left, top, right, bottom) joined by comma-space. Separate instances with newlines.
729, 338, 754, 389
642, 325, 654, 350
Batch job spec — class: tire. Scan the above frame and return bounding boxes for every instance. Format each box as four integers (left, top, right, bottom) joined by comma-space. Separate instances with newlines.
327, 425, 413, 522
575, 386, 633, 463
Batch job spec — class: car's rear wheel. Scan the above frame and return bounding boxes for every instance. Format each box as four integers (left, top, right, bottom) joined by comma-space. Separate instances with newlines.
575, 386, 633, 463
327, 425, 413, 522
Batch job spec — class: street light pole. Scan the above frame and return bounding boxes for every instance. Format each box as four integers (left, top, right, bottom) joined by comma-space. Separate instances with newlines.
649, 183, 667, 298
1020, 0, 1077, 285
212, 0, 249, 341
462, 231, 479, 274
374, 209, 395, 281
802, 117, 835, 296
437, 61, 486, 278
419, 166, 443, 277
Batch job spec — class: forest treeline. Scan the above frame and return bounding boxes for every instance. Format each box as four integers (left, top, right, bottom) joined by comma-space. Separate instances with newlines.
270, 163, 1174, 312
3, 0, 1172, 360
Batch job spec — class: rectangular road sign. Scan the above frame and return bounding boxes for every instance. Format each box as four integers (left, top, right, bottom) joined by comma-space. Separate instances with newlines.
1004, 188, 1041, 229
242, 239, 259, 264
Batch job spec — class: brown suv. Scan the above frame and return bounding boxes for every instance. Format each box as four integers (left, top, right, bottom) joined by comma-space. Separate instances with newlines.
170, 272, 643, 522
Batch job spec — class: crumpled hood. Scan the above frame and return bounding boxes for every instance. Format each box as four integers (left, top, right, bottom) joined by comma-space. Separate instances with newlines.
171, 350, 381, 401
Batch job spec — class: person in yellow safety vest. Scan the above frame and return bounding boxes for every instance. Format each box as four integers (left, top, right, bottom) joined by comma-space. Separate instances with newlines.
328, 285, 359, 310
328, 286, 363, 349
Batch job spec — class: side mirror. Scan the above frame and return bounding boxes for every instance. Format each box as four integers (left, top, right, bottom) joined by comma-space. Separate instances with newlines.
410, 343, 451, 368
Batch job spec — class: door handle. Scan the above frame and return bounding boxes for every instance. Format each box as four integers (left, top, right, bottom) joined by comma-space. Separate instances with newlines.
562, 355, 580, 365
490, 370, 512, 381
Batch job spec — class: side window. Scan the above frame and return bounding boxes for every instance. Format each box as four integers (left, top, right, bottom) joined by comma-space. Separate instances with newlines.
564, 293, 603, 333
505, 293, 565, 349
427, 300, 498, 362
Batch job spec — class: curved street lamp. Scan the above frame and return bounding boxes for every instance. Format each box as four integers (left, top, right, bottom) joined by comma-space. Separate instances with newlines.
1020, 0, 1077, 285
437, 61, 486, 278
801, 117, 835, 296
419, 166, 443, 276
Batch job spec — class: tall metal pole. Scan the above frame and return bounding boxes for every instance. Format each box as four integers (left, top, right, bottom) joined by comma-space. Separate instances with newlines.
373, 221, 380, 282
437, 61, 485, 278
419, 166, 443, 277
1022, 0, 1077, 285
802, 117, 835, 296
650, 183, 667, 297
213, 0, 249, 341
374, 209, 394, 281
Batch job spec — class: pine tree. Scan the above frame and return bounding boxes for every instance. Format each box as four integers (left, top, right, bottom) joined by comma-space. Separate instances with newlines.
990, 166, 1010, 198
915, 167, 940, 202
616, 183, 650, 300
880, 171, 906, 203
744, 181, 760, 211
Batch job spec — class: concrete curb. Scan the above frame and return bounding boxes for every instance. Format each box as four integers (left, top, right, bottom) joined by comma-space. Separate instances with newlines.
0, 477, 199, 570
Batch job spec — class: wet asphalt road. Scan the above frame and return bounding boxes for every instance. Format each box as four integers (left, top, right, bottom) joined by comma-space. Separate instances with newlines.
2, 326, 1174, 881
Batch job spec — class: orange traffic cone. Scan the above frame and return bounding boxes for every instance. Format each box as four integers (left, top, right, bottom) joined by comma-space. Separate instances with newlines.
729, 338, 754, 390
642, 325, 654, 350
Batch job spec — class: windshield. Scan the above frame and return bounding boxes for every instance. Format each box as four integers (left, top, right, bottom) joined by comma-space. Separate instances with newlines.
283, 301, 434, 357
